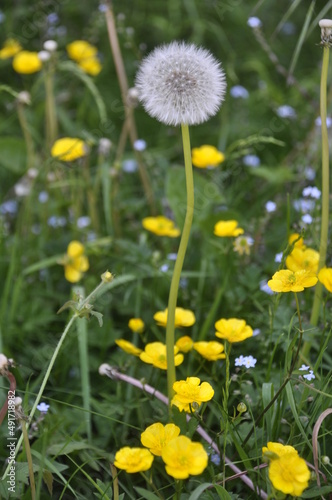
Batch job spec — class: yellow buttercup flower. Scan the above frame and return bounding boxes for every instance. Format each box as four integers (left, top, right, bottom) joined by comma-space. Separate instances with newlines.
267, 269, 318, 293
154, 307, 195, 328
141, 423, 180, 456
115, 339, 142, 357
128, 318, 145, 334
64, 241, 89, 283
191, 145, 225, 169
0, 39, 22, 59
12, 51, 42, 74
66, 40, 98, 61
171, 377, 214, 412
214, 220, 244, 237
215, 318, 253, 343
78, 57, 102, 76
161, 436, 208, 479
286, 247, 319, 274
142, 215, 180, 237
51, 138, 86, 161
176, 335, 194, 353
262, 442, 310, 497
193, 341, 226, 361
140, 342, 184, 370
318, 267, 332, 293
114, 447, 154, 473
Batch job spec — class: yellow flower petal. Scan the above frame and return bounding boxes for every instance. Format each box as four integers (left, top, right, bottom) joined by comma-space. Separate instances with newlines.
141, 423, 180, 456
162, 436, 208, 479
0, 39, 22, 59
142, 216, 180, 237
51, 138, 86, 162
191, 145, 225, 168
215, 318, 253, 343
66, 40, 97, 61
115, 339, 142, 356
214, 220, 244, 237
12, 51, 42, 74
318, 267, 332, 293
114, 447, 154, 473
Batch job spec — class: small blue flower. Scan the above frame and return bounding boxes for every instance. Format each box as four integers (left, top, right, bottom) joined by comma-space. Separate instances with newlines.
77, 216, 91, 228
247, 17, 262, 28
133, 139, 147, 152
160, 264, 169, 273
303, 370, 315, 381
275, 252, 283, 263
37, 402, 50, 413
304, 167, 316, 181
260, 279, 274, 295
210, 453, 221, 466
122, 159, 138, 173
302, 186, 321, 199
230, 85, 249, 99
301, 214, 313, 225
299, 364, 310, 371
243, 154, 260, 168
276, 105, 296, 119
38, 191, 49, 203
265, 201, 277, 213
315, 116, 332, 128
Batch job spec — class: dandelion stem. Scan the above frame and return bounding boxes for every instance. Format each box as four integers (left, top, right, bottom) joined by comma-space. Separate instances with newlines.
165, 123, 194, 408
309, 44, 330, 331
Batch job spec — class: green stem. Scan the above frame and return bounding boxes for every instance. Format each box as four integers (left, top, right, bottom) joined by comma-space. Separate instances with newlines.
21, 419, 36, 499
17, 102, 35, 170
305, 44, 330, 356
44, 62, 57, 150
222, 342, 231, 487
75, 286, 92, 442
166, 123, 194, 409
311, 44, 330, 320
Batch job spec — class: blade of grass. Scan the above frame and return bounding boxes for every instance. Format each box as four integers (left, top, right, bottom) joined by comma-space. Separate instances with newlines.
288, 0, 316, 80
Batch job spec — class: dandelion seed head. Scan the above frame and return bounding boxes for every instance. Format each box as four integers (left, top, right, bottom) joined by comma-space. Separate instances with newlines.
135, 41, 226, 126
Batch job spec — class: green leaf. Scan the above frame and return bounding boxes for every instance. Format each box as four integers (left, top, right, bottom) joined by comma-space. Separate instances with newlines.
133, 487, 161, 500
47, 441, 92, 455
189, 483, 232, 500
248, 166, 294, 184
301, 485, 332, 498
0, 137, 27, 173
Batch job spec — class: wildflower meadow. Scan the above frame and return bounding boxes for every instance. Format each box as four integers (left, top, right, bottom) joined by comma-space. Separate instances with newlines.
1, 1, 332, 499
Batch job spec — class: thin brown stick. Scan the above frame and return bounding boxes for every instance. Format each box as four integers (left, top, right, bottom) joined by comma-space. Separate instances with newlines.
103, 1, 156, 214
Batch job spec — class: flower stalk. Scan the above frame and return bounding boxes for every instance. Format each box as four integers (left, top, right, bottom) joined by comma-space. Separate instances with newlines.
306, 21, 331, 357
165, 123, 194, 406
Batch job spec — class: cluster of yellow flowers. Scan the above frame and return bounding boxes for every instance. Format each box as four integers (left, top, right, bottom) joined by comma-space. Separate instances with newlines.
115, 306, 254, 368
66, 40, 102, 76
115, 421, 208, 479
263, 442, 310, 497
0, 37, 102, 76
267, 233, 332, 293
0, 38, 42, 74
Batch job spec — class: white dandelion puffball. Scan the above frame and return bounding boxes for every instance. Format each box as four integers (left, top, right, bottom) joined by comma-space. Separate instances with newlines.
135, 41, 226, 126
